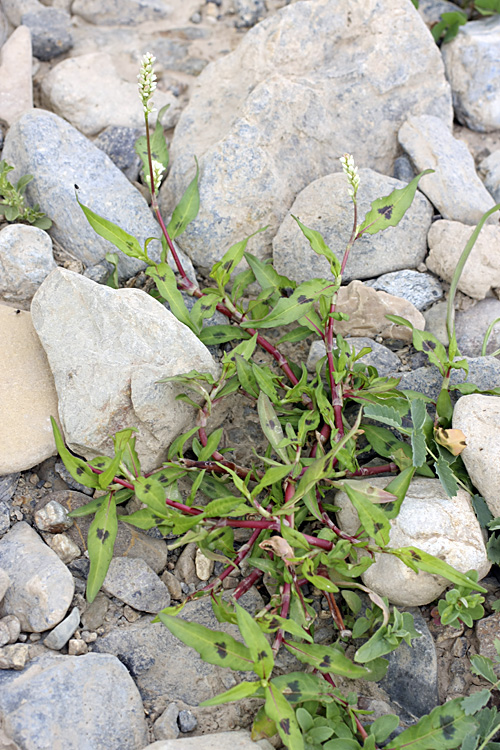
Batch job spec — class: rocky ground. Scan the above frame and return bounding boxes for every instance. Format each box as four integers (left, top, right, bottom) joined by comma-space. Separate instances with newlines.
3, 0, 500, 748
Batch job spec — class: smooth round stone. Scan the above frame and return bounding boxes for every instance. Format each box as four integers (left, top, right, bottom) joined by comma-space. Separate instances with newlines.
21, 8, 73, 61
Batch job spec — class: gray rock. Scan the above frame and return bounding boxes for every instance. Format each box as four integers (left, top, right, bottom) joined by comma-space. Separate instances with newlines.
398, 357, 500, 402
0, 616, 20, 646
456, 298, 500, 357
160, 0, 451, 270
0, 475, 19, 504
307, 337, 400, 376
72, 0, 170, 25
233, 0, 266, 28
335, 477, 490, 606
93, 588, 263, 705
1, 110, 191, 280
273, 170, 432, 284
81, 592, 109, 632
44, 606, 80, 650
398, 115, 495, 224
0, 570, 11, 603
0, 504, 9, 536
154, 703, 180, 741
0, 0, 42, 26
0, 6, 8, 49
0, 653, 148, 748
41, 53, 180, 137
393, 155, 415, 183
178, 709, 198, 733
150, 38, 207, 76
380, 608, 438, 720
364, 270, 443, 311
0, 522, 74, 632
94, 126, 143, 182
103, 557, 170, 613
423, 300, 449, 347
0, 644, 28, 670
442, 16, 500, 133
34, 499, 73, 533
0, 26, 33, 129
427, 220, 500, 300
52, 490, 168, 574
479, 150, 500, 202
453, 395, 500, 517
31, 268, 218, 472
21, 7, 73, 61
0, 225, 56, 311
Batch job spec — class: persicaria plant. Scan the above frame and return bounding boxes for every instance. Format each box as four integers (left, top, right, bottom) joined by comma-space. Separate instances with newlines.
53, 53, 500, 750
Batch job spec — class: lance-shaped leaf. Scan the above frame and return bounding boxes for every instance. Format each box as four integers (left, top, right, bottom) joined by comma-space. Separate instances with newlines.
159, 613, 255, 670
342, 481, 392, 546
235, 603, 274, 680
51, 417, 100, 489
76, 192, 146, 261
243, 279, 336, 329
410, 399, 428, 468
199, 325, 251, 346
383, 465, 416, 519
292, 216, 341, 275
434, 457, 458, 498
389, 698, 475, 750
270, 672, 333, 704
134, 103, 170, 177
146, 263, 197, 332
357, 170, 434, 236
264, 682, 304, 750
363, 403, 404, 431
133, 476, 170, 517
166, 158, 200, 239
389, 547, 487, 592
284, 641, 370, 678
200, 680, 263, 707
257, 392, 290, 464
86, 494, 118, 602
244, 250, 295, 292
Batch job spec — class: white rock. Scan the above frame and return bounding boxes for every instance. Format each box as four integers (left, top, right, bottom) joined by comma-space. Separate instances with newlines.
160, 0, 451, 269
479, 150, 500, 202
399, 115, 495, 224
0, 304, 59, 475
44, 606, 80, 650
41, 52, 180, 137
441, 16, 500, 133
0, 644, 29, 670
1, 0, 43, 26
427, 220, 500, 300
47, 533, 80, 565
453, 394, 500, 517
0, 26, 32, 128
143, 731, 274, 750
273, 170, 433, 284
335, 478, 490, 606
31, 268, 218, 473
0, 522, 74, 632
195, 549, 214, 581
0, 570, 10, 603
0, 616, 20, 645
0, 225, 56, 310
34, 500, 73, 533
306, 338, 400, 375
332, 281, 425, 342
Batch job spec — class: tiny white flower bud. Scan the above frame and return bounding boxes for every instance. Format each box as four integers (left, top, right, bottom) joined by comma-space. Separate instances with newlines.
145, 159, 165, 193
340, 153, 360, 199
138, 52, 157, 115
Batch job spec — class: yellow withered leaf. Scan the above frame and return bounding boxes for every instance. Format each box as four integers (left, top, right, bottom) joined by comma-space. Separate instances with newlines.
434, 427, 467, 456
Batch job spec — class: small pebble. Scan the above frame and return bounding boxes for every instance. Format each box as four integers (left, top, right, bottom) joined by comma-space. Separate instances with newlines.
48, 533, 81, 564
35, 500, 73, 533
68, 638, 88, 655
0, 644, 29, 670
178, 709, 198, 733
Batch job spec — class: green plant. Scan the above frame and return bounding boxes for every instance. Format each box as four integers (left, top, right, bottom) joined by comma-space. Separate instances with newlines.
430, 1, 500, 44
0, 160, 52, 229
51, 52, 500, 750
436, 570, 485, 628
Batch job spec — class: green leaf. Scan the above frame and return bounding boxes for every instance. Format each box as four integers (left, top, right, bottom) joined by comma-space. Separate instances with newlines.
76, 192, 145, 261
434, 457, 458, 498
51, 417, 100, 489
343, 481, 391, 545
134, 103, 170, 178
210, 229, 268, 289
276, 326, 312, 345
436, 388, 453, 424
357, 171, 433, 236
199, 325, 251, 346
431, 11, 467, 43
284, 641, 370, 678
264, 683, 304, 750
390, 698, 475, 750
292, 216, 341, 275
244, 250, 293, 292
200, 680, 262, 707
383, 465, 416, 519
86, 494, 118, 602
271, 673, 332, 704
391, 547, 487, 592
166, 158, 199, 240
133, 476, 169, 516
257, 392, 290, 464
198, 428, 224, 461
363, 403, 403, 431
324, 740, 361, 750
369, 715, 400, 743
235, 355, 259, 398
67, 494, 106, 518
461, 689, 491, 716
470, 655, 498, 685
146, 263, 197, 332
244, 279, 336, 329
121, 508, 158, 530
410, 399, 427, 468
159, 613, 255, 670
235, 603, 274, 680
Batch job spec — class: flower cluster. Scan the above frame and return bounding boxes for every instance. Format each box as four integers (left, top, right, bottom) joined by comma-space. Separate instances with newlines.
138, 52, 157, 116
339, 153, 360, 199
145, 159, 165, 193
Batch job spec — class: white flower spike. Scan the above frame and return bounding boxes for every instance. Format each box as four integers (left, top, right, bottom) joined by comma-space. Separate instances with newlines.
138, 52, 157, 116
146, 159, 165, 193
340, 153, 360, 200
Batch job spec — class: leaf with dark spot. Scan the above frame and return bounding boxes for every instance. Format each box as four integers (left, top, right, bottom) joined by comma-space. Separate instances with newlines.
377, 205, 393, 219
280, 719, 291, 736
95, 528, 109, 543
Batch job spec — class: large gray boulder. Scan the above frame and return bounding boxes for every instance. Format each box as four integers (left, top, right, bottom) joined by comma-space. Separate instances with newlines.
30, 268, 218, 472
160, 0, 452, 271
